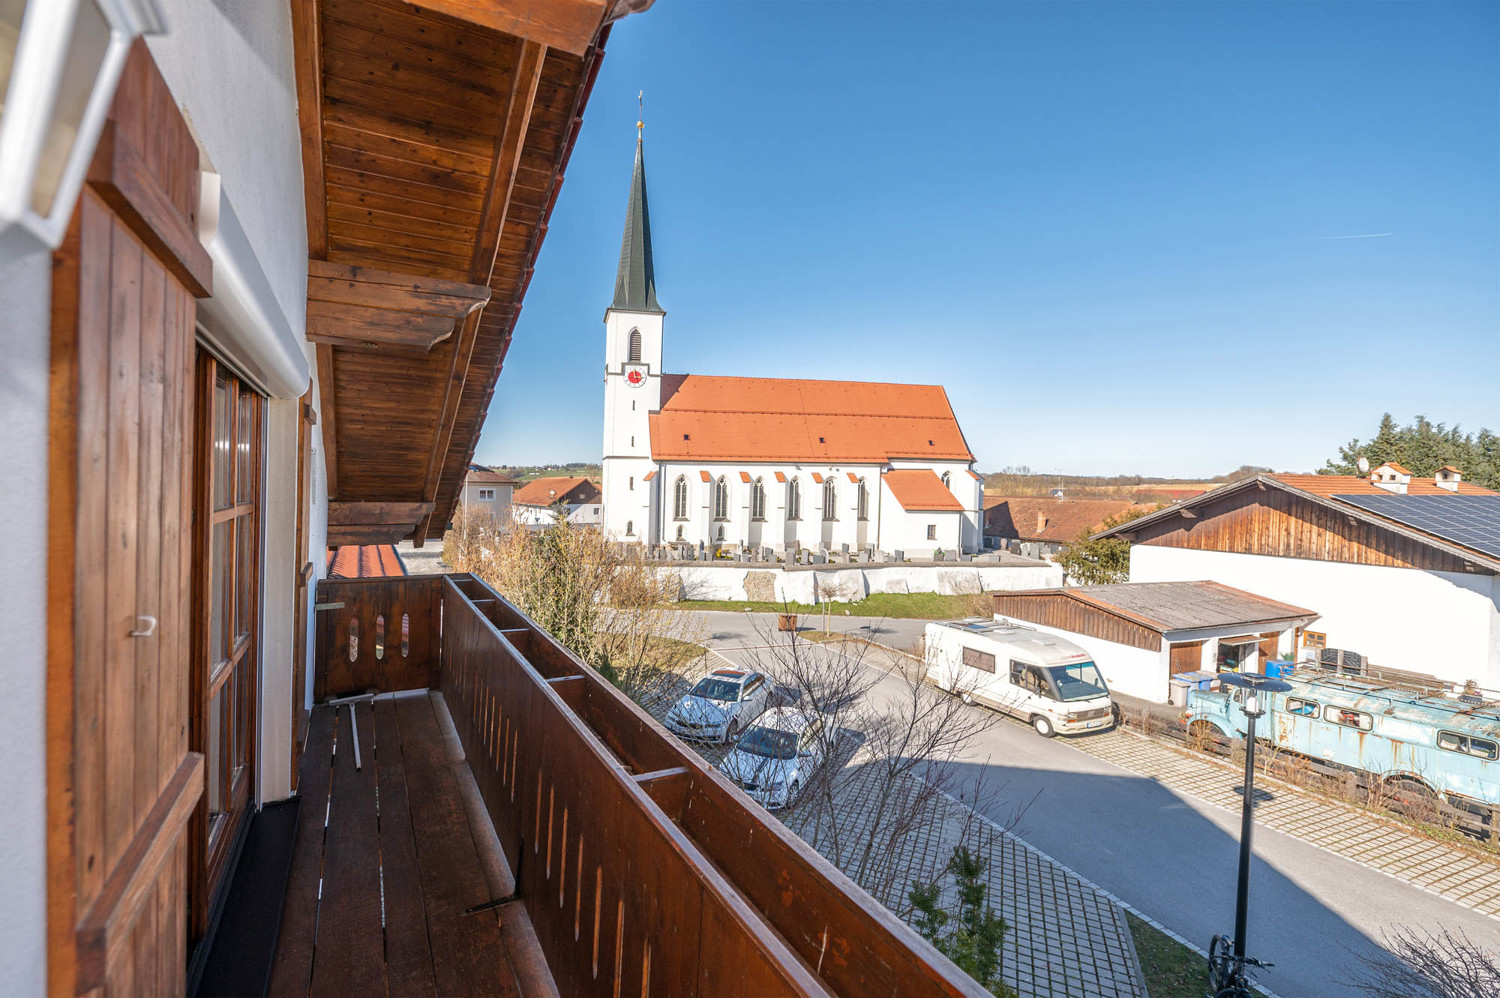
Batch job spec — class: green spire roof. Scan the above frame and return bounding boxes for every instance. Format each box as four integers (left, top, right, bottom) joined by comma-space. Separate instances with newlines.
611, 136, 663, 313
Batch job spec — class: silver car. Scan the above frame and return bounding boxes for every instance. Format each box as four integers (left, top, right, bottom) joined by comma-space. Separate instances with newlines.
717, 708, 827, 809
663, 669, 771, 744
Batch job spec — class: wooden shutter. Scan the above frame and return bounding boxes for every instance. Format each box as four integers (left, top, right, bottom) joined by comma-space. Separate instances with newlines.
47, 41, 209, 997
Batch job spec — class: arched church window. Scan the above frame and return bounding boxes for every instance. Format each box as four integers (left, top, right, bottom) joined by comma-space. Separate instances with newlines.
941, 471, 952, 489
673, 476, 688, 520
822, 477, 837, 521
750, 478, 766, 520
857, 478, 869, 520
713, 476, 729, 520
625, 520, 634, 536
787, 478, 801, 520
628, 328, 643, 363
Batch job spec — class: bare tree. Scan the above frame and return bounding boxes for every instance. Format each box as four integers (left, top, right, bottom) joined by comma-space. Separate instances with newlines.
737, 611, 1010, 912
1349, 926, 1500, 998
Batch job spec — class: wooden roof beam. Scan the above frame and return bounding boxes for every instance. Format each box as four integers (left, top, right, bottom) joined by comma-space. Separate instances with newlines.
328, 501, 435, 546
306, 260, 490, 353
405, 0, 607, 56
315, 344, 339, 500
290, 0, 327, 258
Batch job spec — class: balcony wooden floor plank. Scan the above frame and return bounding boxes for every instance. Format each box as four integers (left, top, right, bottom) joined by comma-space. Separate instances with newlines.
268, 706, 336, 998
395, 693, 521, 998
371, 698, 439, 997
309, 702, 386, 997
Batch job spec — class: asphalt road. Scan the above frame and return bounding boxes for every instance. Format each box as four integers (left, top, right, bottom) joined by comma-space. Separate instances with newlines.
688, 609, 1500, 998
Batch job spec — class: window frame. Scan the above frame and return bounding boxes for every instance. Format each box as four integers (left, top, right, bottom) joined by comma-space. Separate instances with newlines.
1322, 705, 1373, 731
962, 647, 997, 674
926, 524, 937, 541
1284, 696, 1319, 718
750, 477, 766, 520
857, 478, 868, 521
1438, 730, 1498, 761
477, 487, 494, 501
713, 475, 730, 521
787, 477, 802, 521
673, 475, 689, 521
822, 477, 837, 521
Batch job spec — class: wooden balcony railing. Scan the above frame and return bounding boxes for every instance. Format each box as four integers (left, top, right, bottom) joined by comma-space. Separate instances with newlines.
311, 573, 987, 998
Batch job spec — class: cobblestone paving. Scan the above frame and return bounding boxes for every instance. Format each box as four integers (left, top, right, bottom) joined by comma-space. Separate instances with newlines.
781, 762, 1149, 998
1070, 727, 1500, 918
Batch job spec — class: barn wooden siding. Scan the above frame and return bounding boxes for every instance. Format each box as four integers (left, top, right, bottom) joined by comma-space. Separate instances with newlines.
1127, 486, 1476, 573
992, 593, 1162, 652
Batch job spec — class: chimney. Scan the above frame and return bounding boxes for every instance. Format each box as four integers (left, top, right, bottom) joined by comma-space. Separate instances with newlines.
1036, 509, 1048, 533
1369, 462, 1411, 495
1435, 466, 1462, 492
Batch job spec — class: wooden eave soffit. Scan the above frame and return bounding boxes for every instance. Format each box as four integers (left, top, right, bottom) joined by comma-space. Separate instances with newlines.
328, 501, 436, 546
404, 0, 614, 55
307, 261, 491, 354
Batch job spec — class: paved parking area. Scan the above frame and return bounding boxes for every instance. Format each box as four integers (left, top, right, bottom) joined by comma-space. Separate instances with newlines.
789, 760, 1148, 998
1070, 727, 1500, 919
659, 636, 1149, 998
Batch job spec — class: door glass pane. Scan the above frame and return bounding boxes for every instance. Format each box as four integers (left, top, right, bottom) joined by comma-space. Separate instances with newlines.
212, 377, 231, 509
210, 521, 230, 664
207, 682, 224, 819
236, 390, 255, 504
235, 514, 253, 641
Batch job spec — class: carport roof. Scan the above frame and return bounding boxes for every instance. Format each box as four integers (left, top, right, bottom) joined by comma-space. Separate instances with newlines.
1059, 581, 1317, 633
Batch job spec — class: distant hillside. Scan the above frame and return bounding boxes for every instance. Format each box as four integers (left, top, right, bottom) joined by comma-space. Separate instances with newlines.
488, 462, 602, 484
981, 465, 1276, 502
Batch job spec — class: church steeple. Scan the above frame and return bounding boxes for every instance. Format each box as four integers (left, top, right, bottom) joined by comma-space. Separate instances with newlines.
611, 129, 663, 314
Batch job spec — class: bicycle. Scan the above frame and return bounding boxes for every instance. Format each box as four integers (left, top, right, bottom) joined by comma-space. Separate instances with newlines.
1206, 933, 1273, 998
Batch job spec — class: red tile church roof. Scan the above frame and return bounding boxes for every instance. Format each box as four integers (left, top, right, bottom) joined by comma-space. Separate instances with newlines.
648, 374, 973, 463
884, 470, 965, 511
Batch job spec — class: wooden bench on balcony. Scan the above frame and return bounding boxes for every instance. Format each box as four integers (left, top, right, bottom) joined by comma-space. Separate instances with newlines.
267, 572, 986, 998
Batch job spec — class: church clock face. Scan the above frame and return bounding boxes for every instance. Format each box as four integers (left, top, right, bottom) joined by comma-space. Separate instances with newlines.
624, 363, 647, 387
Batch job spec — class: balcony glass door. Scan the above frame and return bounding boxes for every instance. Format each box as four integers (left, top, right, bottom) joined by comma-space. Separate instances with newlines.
192, 351, 263, 931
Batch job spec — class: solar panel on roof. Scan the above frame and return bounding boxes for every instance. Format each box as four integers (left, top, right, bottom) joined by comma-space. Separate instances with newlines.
1332, 493, 1500, 560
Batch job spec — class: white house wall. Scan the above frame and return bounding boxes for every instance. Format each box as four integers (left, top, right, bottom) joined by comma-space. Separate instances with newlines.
0, 244, 51, 995
664, 563, 1062, 604
1014, 620, 1170, 703
1130, 545, 1500, 689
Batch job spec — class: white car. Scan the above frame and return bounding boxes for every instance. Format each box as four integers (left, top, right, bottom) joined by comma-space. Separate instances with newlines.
717, 708, 826, 809
663, 669, 772, 744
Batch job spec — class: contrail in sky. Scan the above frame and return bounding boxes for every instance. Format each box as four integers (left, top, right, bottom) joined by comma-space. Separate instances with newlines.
1315, 232, 1393, 240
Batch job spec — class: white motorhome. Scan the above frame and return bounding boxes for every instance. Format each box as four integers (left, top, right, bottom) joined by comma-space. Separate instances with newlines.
925, 618, 1118, 737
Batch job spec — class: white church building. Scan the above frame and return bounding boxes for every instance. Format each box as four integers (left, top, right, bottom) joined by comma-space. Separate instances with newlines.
600, 135, 983, 558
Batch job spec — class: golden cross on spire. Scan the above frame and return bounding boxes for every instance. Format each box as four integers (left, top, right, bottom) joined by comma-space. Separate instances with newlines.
637, 90, 643, 139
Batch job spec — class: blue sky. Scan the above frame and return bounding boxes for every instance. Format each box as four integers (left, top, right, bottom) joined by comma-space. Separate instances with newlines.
474, 1, 1499, 477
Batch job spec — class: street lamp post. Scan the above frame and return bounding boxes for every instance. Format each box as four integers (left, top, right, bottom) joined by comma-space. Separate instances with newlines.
1217, 671, 1292, 968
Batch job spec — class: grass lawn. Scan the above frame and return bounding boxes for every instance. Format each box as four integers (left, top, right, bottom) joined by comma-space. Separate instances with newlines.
1127, 914, 1209, 997
674, 591, 990, 620
1126, 915, 1270, 998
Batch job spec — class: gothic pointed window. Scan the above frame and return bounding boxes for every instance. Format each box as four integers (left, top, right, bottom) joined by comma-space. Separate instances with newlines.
713, 476, 729, 520
788, 477, 801, 521
750, 477, 766, 520
822, 477, 837, 521
628, 328, 643, 363
941, 471, 952, 489
857, 478, 869, 520
673, 475, 688, 520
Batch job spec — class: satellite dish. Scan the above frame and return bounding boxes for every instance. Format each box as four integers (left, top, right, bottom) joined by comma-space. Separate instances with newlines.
1357, 456, 1370, 474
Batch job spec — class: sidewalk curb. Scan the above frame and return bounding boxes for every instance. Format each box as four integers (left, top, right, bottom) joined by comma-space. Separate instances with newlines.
922, 779, 1287, 998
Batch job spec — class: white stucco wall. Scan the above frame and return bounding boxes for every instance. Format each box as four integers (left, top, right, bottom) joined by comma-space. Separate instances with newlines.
1016, 620, 1169, 703
662, 562, 1062, 604
146, 1, 307, 338
1130, 545, 1500, 688
0, 245, 51, 995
